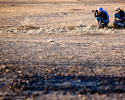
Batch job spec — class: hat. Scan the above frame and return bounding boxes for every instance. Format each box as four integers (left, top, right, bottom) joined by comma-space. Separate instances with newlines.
115, 6, 121, 13
97, 7, 103, 11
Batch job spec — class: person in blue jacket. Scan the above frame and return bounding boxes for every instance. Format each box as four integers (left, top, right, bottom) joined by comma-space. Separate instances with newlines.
94, 7, 109, 28
114, 6, 125, 28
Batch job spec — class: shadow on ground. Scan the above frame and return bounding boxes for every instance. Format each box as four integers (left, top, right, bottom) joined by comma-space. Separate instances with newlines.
0, 60, 125, 98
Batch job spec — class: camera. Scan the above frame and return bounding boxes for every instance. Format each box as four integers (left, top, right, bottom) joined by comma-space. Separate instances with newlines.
92, 10, 98, 13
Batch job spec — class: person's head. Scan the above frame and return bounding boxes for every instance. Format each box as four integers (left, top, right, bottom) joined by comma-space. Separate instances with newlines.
115, 6, 121, 13
97, 7, 103, 12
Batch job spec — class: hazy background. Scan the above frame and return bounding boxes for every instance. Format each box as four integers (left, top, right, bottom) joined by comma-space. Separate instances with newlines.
0, 0, 125, 28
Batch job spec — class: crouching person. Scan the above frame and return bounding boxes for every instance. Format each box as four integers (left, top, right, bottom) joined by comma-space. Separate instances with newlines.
94, 7, 109, 28
114, 7, 125, 28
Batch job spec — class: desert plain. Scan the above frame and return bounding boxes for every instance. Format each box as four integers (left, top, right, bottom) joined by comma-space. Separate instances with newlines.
0, 0, 125, 100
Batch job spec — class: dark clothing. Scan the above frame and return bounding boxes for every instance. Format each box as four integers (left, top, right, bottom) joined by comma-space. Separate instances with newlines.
94, 11, 108, 20
114, 10, 125, 27
120, 10, 125, 21
120, 10, 125, 17
114, 10, 125, 19
114, 21, 125, 27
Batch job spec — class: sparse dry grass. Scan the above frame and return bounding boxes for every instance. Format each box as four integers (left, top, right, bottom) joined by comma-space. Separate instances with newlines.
16, 16, 41, 30
21, 16, 34, 27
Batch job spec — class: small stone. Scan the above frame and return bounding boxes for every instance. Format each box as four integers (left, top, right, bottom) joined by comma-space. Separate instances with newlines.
17, 71, 22, 74
14, 75, 18, 78
29, 74, 33, 77
10, 30, 14, 32
6, 69, 10, 73
82, 96, 86, 100
26, 80, 30, 84
23, 30, 27, 33
26, 98, 34, 100
4, 59, 9, 62
78, 94, 82, 97
28, 30, 35, 34
1, 65, 6, 69
9, 86, 12, 89
102, 94, 107, 97
47, 39, 54, 42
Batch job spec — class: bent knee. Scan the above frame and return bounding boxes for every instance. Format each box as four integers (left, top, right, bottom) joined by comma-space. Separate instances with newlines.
113, 21, 121, 25
96, 17, 101, 21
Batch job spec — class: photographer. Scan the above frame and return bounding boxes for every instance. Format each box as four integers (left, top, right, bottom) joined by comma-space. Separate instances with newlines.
114, 6, 125, 27
94, 7, 109, 28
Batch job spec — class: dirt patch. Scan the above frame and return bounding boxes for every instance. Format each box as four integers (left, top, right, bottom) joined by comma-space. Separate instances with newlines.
1, 35, 125, 99
0, 0, 125, 99
0, 0, 125, 28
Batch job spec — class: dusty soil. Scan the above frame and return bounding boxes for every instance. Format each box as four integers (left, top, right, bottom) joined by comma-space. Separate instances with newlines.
0, 0, 125, 100
0, 0, 125, 28
1, 34, 125, 100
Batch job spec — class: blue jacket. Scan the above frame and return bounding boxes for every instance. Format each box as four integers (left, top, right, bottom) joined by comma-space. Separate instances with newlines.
95, 10, 109, 20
